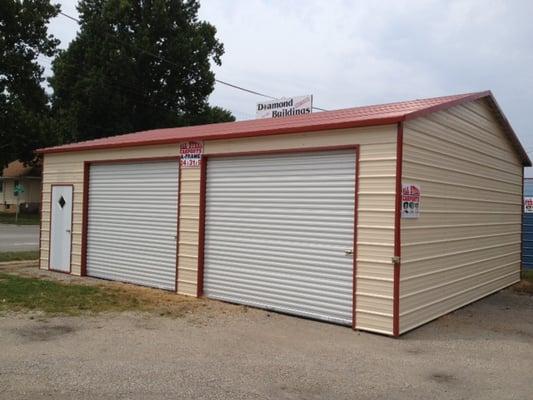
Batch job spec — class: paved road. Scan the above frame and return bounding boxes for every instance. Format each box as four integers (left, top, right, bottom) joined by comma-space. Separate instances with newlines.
0, 224, 39, 252
0, 265, 532, 399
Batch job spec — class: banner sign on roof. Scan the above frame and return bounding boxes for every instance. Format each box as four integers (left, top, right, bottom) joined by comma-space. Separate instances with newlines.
180, 141, 203, 168
256, 95, 313, 119
525, 197, 533, 213
402, 183, 421, 219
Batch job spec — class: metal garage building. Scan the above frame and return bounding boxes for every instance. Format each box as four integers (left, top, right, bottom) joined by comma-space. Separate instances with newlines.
523, 178, 533, 269
37, 91, 530, 336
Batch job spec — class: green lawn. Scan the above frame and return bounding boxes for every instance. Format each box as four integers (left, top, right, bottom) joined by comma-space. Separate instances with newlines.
0, 212, 40, 225
0, 273, 143, 315
0, 272, 199, 316
0, 251, 40, 262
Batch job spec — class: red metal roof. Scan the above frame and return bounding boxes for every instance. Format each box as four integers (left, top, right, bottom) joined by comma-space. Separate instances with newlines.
36, 90, 531, 166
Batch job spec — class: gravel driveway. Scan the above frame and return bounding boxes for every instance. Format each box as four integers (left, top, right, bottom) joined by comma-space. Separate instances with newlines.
0, 269, 532, 400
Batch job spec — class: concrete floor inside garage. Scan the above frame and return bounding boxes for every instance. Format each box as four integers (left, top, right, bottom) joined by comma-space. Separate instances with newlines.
0, 264, 532, 399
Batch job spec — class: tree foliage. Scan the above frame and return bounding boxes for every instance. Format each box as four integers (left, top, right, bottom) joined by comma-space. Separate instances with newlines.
0, 0, 59, 168
51, 0, 234, 143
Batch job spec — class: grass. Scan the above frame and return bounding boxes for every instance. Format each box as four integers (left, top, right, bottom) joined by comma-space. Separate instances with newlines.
0, 212, 40, 225
0, 273, 142, 315
0, 272, 201, 316
0, 251, 40, 262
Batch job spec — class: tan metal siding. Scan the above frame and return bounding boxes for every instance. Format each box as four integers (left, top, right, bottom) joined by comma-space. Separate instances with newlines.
177, 167, 201, 296
400, 99, 522, 334
40, 126, 397, 334
40, 145, 180, 275
205, 126, 397, 335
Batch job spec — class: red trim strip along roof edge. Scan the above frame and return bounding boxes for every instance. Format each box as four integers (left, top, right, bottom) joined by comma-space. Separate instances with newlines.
35, 91, 531, 166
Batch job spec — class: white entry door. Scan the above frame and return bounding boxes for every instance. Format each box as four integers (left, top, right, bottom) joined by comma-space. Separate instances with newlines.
50, 185, 73, 272
204, 150, 356, 325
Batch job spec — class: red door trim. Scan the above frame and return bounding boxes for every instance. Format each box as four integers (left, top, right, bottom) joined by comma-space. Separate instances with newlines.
80, 157, 181, 279
393, 122, 404, 337
196, 156, 208, 297
196, 145, 361, 329
204, 144, 360, 158
86, 155, 180, 165
48, 183, 75, 274
352, 146, 361, 329
80, 163, 90, 276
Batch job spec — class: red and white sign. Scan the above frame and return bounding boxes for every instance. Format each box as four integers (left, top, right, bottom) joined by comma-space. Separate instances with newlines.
179, 141, 203, 168
525, 197, 533, 213
402, 184, 421, 219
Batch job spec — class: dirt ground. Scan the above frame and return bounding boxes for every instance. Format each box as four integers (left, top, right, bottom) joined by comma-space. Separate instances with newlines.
0, 264, 532, 400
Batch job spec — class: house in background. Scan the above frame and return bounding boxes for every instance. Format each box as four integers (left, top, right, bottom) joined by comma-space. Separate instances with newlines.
0, 160, 42, 213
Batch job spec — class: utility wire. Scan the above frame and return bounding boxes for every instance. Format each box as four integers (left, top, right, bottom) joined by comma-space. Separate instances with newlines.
57, 10, 328, 112
37, 53, 256, 120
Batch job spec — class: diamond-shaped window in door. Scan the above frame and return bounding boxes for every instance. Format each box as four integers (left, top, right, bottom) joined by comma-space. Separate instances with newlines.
58, 196, 66, 208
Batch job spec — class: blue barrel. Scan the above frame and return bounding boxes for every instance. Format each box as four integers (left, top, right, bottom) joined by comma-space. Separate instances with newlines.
523, 179, 533, 269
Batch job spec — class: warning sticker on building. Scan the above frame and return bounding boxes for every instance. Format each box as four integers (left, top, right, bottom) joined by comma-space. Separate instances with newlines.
524, 197, 533, 213
180, 141, 203, 168
402, 184, 421, 219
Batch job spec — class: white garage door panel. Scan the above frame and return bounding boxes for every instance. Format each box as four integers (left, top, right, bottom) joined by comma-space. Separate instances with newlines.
87, 162, 179, 290
204, 151, 356, 325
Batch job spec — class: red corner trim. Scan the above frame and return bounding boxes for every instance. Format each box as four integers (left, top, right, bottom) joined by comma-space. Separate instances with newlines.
393, 122, 404, 337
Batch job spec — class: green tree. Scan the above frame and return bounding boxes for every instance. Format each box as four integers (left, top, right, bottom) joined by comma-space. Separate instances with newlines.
51, 0, 234, 143
0, 0, 59, 168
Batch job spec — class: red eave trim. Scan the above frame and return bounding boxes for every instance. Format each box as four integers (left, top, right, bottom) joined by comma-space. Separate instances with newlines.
35, 116, 402, 155
36, 90, 531, 168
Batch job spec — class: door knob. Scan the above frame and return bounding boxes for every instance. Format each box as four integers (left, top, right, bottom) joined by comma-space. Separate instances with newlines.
344, 249, 353, 256
66, 229, 71, 233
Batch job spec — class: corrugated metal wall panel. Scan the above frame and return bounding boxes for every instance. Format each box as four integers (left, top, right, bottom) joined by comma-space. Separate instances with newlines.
40, 145, 180, 274
204, 151, 356, 325
400, 98, 523, 334
41, 127, 397, 334
176, 167, 201, 296
523, 179, 533, 269
204, 128, 397, 334
86, 161, 179, 290
523, 214, 533, 269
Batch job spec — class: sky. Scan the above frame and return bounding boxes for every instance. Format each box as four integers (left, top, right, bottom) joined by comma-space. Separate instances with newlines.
46, 0, 533, 175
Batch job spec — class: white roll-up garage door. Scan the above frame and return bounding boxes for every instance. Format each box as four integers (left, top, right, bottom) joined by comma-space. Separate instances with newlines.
87, 161, 179, 290
204, 150, 356, 325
